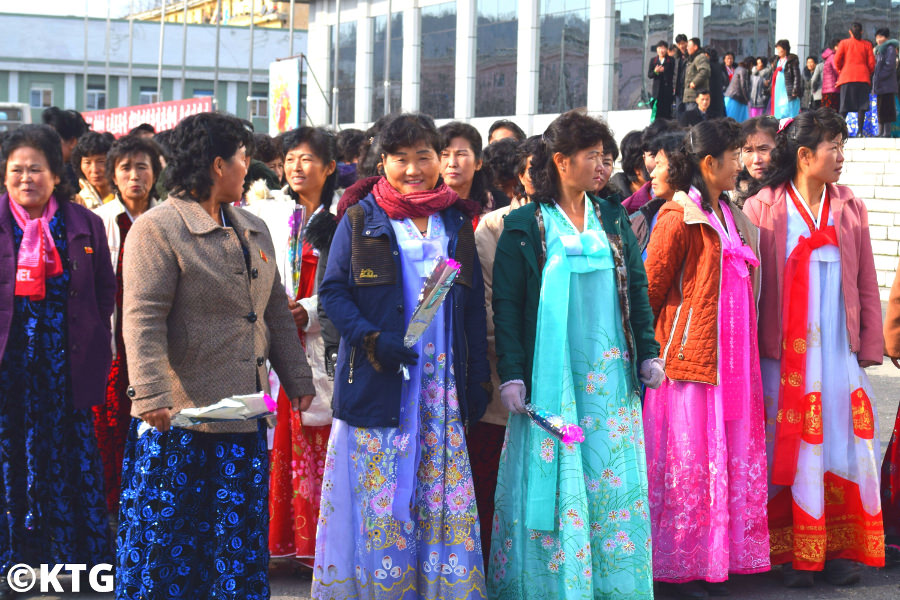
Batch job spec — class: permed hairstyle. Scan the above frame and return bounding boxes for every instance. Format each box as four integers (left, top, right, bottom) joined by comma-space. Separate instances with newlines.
253, 133, 283, 164
71, 131, 115, 180
514, 135, 542, 198
619, 130, 648, 186
775, 39, 791, 54
760, 107, 848, 190
164, 112, 255, 201
281, 126, 339, 211
379, 113, 442, 157
40, 107, 89, 142
530, 109, 615, 204
336, 128, 366, 163
106, 134, 163, 200
439, 121, 495, 209
483, 137, 520, 189
1, 124, 75, 201
488, 119, 526, 142
741, 116, 778, 143
651, 131, 693, 194
670, 118, 744, 212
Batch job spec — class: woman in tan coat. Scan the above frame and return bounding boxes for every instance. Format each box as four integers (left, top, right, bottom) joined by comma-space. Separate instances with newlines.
882, 263, 900, 565
117, 112, 315, 600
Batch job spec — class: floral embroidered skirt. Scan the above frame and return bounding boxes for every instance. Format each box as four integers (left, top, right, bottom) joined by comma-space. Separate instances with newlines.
312, 345, 486, 599
115, 420, 270, 599
269, 387, 331, 559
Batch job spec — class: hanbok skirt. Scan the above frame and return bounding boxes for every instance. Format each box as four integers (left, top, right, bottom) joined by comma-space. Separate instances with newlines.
724, 97, 749, 122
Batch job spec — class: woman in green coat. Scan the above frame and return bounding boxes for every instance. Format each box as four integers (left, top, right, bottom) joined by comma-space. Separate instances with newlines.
488, 110, 662, 600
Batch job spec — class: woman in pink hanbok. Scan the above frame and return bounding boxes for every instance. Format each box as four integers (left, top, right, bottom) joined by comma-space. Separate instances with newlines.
643, 119, 770, 599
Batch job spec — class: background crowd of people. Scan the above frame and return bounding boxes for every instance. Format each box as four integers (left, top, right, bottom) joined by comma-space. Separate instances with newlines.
1, 35, 900, 600
649, 24, 899, 137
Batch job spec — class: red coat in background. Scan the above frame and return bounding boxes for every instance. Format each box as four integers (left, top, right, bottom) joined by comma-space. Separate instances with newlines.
834, 36, 876, 86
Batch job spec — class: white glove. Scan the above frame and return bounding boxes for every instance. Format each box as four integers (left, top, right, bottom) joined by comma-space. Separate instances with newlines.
499, 380, 527, 414
639, 358, 666, 389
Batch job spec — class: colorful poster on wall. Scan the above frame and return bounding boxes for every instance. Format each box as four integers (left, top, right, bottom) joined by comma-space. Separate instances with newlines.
82, 97, 213, 137
269, 58, 301, 135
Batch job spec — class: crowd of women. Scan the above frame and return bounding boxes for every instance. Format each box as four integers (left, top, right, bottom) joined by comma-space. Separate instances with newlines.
649, 24, 899, 136
1, 94, 900, 600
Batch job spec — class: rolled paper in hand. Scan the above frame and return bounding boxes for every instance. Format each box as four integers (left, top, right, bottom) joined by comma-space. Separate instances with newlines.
286, 205, 307, 299
400, 256, 461, 380
138, 392, 277, 437
525, 406, 586, 445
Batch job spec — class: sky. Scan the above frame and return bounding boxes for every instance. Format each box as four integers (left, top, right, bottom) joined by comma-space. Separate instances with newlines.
0, 0, 140, 19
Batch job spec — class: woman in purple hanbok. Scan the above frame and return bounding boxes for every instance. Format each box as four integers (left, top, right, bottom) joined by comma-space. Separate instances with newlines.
313, 113, 491, 599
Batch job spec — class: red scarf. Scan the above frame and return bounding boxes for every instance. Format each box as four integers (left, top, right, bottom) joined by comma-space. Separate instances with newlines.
8, 193, 63, 301
371, 177, 458, 220
771, 185, 835, 486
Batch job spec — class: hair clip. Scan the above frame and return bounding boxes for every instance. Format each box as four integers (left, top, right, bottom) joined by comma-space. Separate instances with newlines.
777, 117, 794, 134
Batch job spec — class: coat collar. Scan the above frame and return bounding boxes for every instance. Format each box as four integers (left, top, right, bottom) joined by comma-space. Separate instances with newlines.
170, 195, 262, 236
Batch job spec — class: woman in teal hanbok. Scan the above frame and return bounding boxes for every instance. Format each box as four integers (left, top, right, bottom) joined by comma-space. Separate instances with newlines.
488, 110, 664, 599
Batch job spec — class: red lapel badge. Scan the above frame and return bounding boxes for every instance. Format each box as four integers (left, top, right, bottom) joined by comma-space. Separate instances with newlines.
259, 249, 269, 263
84, 246, 94, 254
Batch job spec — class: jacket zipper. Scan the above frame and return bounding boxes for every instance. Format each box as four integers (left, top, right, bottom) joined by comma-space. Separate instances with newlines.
678, 307, 694, 358
348, 346, 356, 383
661, 270, 685, 362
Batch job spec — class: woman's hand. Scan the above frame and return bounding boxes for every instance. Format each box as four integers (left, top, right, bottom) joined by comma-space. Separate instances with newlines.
288, 298, 309, 329
291, 395, 315, 412
140, 407, 172, 432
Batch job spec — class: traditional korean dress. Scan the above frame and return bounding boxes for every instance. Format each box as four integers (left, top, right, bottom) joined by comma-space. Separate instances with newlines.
311, 213, 486, 599
643, 192, 770, 583
489, 202, 653, 599
772, 57, 801, 119
763, 183, 884, 570
0, 213, 112, 571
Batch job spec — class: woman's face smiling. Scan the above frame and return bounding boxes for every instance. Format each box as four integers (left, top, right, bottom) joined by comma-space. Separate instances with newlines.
383, 141, 441, 195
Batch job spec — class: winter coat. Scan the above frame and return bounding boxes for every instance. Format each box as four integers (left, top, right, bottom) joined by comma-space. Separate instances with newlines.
821, 48, 839, 94
749, 65, 773, 108
725, 65, 752, 104
743, 183, 883, 365
683, 51, 711, 103
873, 39, 899, 96
708, 59, 727, 117
674, 50, 688, 99
774, 54, 803, 99
491, 197, 659, 396
644, 192, 760, 384
648, 55, 675, 102
319, 194, 490, 428
0, 197, 116, 410
835, 36, 876, 86
886, 262, 900, 359
801, 63, 823, 108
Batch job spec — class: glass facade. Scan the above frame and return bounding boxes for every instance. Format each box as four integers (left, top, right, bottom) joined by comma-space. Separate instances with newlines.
421, 2, 457, 119
372, 12, 403, 120
538, 0, 590, 114
703, 0, 776, 60
475, 0, 518, 117
336, 20, 357, 124
809, 1, 900, 60
615, 0, 673, 110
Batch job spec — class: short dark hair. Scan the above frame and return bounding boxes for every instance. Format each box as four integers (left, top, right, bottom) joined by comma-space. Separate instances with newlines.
488, 119, 526, 142
514, 135, 542, 198
164, 112, 255, 201
281, 126, 338, 210
619, 130, 647, 186
530, 109, 614, 204
675, 33, 688, 43
641, 118, 683, 154
756, 56, 769, 68
71, 131, 115, 180
652, 131, 693, 193
740, 56, 755, 70
106, 134, 163, 200
379, 113, 442, 157
775, 39, 791, 54
253, 133, 282, 163
724, 52, 735, 59
439, 121, 494, 209
1, 124, 75, 201
850, 23, 863, 40
153, 129, 175, 161
40, 107, 89, 142
741, 116, 778, 142
689, 37, 702, 48
336, 128, 366, 163
830, 37, 841, 50
875, 27, 890, 38
762, 107, 848, 190
656, 40, 669, 50
806, 55, 818, 63
128, 123, 156, 136
482, 137, 520, 188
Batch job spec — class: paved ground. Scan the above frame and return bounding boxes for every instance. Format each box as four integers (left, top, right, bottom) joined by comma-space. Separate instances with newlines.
16, 340, 900, 599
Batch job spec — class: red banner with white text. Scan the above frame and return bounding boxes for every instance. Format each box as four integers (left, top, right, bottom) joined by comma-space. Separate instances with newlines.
82, 97, 213, 137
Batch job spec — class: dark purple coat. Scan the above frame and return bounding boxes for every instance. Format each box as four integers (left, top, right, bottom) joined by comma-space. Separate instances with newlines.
0, 196, 116, 409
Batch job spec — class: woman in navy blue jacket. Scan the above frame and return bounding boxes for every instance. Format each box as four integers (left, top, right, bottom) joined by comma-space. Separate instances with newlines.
312, 113, 491, 599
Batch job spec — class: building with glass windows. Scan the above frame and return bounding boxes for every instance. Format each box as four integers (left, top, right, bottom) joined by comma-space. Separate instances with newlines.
303, 0, 900, 136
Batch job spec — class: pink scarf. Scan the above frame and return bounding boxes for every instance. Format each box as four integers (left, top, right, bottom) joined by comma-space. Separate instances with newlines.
371, 177, 458, 220
8, 194, 63, 301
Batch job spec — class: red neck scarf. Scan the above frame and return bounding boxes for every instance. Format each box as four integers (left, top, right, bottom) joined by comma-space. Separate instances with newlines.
8, 194, 63, 301
371, 177, 457, 220
769, 59, 785, 114
771, 185, 836, 485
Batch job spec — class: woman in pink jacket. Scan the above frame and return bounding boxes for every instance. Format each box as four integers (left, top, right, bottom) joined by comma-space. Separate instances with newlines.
820, 39, 840, 110
743, 107, 884, 589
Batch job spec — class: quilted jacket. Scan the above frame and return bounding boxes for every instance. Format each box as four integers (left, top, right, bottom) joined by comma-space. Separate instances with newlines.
644, 192, 760, 384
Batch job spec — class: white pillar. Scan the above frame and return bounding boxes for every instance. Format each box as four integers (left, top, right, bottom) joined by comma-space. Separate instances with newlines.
673, 0, 703, 41
64, 73, 77, 110
515, 0, 538, 129
305, 6, 331, 127
775, 0, 810, 64
401, 3, 420, 112
226, 80, 238, 114
8, 71, 18, 103
355, 14, 374, 125
454, 0, 476, 120
118, 76, 129, 107
587, 0, 615, 115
